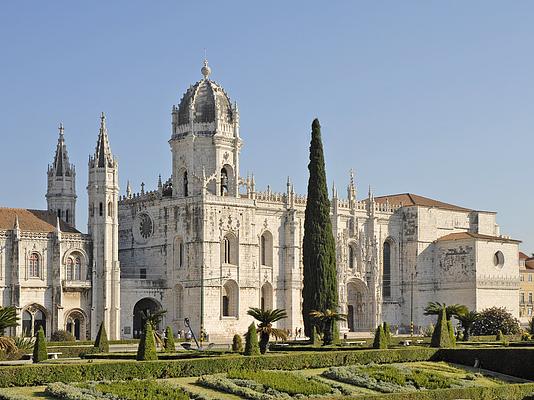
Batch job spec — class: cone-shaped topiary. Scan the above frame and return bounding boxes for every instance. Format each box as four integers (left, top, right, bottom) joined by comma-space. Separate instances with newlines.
232, 334, 243, 352
136, 321, 158, 361
496, 329, 504, 341
32, 326, 47, 363
94, 322, 109, 353
447, 320, 456, 347
164, 326, 175, 353
244, 323, 260, 356
431, 305, 453, 348
311, 325, 322, 347
302, 119, 338, 338
373, 325, 388, 349
383, 322, 392, 345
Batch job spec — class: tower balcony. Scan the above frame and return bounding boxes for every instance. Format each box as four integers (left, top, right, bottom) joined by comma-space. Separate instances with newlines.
62, 279, 91, 291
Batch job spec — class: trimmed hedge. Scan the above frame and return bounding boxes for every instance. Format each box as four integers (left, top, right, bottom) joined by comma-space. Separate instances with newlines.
0, 348, 438, 387
439, 348, 534, 381
319, 383, 534, 399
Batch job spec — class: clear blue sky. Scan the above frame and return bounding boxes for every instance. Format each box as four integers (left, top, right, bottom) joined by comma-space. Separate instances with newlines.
0, 1, 532, 251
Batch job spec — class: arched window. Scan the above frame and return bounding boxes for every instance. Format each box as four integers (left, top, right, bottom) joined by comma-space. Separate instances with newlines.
383, 241, 392, 298
107, 202, 112, 217
22, 305, 47, 337
99, 202, 103, 216
222, 234, 237, 265
220, 168, 228, 196
183, 171, 188, 197
29, 253, 40, 278
261, 283, 273, 311
65, 309, 86, 340
66, 209, 69, 223
175, 237, 184, 268
222, 280, 238, 317
57, 209, 61, 218
260, 231, 273, 267
66, 257, 73, 280
74, 257, 82, 280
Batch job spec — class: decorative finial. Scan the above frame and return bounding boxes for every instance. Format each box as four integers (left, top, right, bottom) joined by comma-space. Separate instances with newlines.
201, 58, 211, 79
58, 122, 64, 137
126, 180, 132, 198
141, 182, 145, 195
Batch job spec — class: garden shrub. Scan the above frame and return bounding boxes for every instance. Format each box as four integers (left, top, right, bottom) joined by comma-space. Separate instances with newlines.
93, 322, 109, 353
496, 329, 504, 341
32, 326, 47, 363
227, 369, 332, 396
383, 322, 392, 344
431, 306, 452, 348
231, 334, 243, 353
244, 323, 260, 356
50, 330, 75, 342
136, 322, 158, 361
311, 325, 322, 347
91, 380, 189, 400
446, 320, 456, 347
164, 326, 175, 353
471, 307, 521, 336
373, 325, 388, 349
0, 347, 438, 387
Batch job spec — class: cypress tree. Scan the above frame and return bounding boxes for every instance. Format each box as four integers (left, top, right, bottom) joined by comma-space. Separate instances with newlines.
232, 334, 243, 352
32, 326, 48, 363
431, 305, 453, 348
136, 321, 158, 361
94, 322, 109, 353
383, 322, 392, 345
302, 119, 338, 337
164, 326, 175, 353
447, 320, 456, 347
373, 325, 388, 349
244, 323, 260, 356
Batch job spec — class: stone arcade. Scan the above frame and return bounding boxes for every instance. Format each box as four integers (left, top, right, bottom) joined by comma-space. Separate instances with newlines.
0, 61, 520, 341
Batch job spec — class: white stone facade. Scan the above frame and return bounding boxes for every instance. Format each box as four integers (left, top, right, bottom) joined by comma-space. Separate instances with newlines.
0, 61, 520, 341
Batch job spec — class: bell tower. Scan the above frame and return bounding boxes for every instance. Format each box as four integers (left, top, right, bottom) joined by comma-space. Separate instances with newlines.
87, 113, 121, 340
46, 123, 77, 226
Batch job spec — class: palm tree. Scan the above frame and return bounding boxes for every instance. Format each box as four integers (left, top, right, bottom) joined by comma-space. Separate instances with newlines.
247, 308, 288, 354
424, 302, 467, 321
309, 309, 346, 345
0, 306, 19, 336
455, 311, 479, 341
140, 309, 167, 347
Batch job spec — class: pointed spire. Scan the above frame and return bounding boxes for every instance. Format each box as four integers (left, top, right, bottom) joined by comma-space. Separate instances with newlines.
126, 180, 132, 198
332, 180, 337, 199
13, 215, 19, 231
348, 169, 356, 204
51, 122, 71, 176
56, 216, 61, 233
158, 174, 163, 190
140, 182, 145, 195
94, 112, 114, 168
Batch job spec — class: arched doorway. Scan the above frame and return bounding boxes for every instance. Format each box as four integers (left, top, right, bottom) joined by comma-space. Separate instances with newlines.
347, 280, 369, 332
133, 298, 162, 339
65, 309, 87, 340
22, 304, 47, 337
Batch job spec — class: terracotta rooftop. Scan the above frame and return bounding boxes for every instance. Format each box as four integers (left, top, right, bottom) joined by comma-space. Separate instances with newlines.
374, 193, 473, 212
0, 208, 80, 234
525, 258, 534, 270
436, 231, 521, 244
520, 251, 530, 260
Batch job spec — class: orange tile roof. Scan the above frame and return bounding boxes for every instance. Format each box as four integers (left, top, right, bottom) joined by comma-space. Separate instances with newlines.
520, 251, 530, 260
0, 208, 80, 234
374, 193, 472, 212
526, 259, 534, 270
436, 231, 521, 244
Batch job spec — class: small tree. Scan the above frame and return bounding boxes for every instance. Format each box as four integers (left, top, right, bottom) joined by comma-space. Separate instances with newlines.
373, 325, 388, 349
311, 325, 322, 347
496, 330, 504, 342
309, 309, 346, 346
247, 308, 288, 354
32, 326, 47, 363
383, 322, 392, 345
431, 305, 453, 348
136, 322, 158, 361
447, 320, 456, 347
244, 323, 260, 356
164, 326, 175, 353
455, 311, 478, 341
232, 334, 243, 352
471, 307, 521, 336
94, 322, 109, 353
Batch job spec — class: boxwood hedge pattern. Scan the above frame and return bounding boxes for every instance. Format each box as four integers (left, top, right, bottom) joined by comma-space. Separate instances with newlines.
0, 348, 438, 387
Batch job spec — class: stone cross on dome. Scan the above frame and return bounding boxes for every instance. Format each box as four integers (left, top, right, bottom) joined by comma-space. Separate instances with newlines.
201, 59, 211, 79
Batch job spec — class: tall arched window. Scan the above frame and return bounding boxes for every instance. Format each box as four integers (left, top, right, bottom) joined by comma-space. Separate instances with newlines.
222, 234, 237, 265
220, 168, 228, 196
260, 231, 273, 267
66, 258, 73, 280
29, 253, 40, 278
66, 209, 69, 223
383, 241, 392, 298
222, 280, 238, 317
99, 202, 103, 216
107, 202, 112, 217
183, 171, 188, 197
74, 257, 82, 280
261, 283, 273, 311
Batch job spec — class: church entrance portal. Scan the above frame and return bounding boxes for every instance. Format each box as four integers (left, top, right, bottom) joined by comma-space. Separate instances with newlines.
133, 298, 162, 339
347, 281, 369, 332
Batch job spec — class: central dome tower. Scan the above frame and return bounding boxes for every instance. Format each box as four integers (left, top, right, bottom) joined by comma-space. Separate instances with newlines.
169, 61, 242, 198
